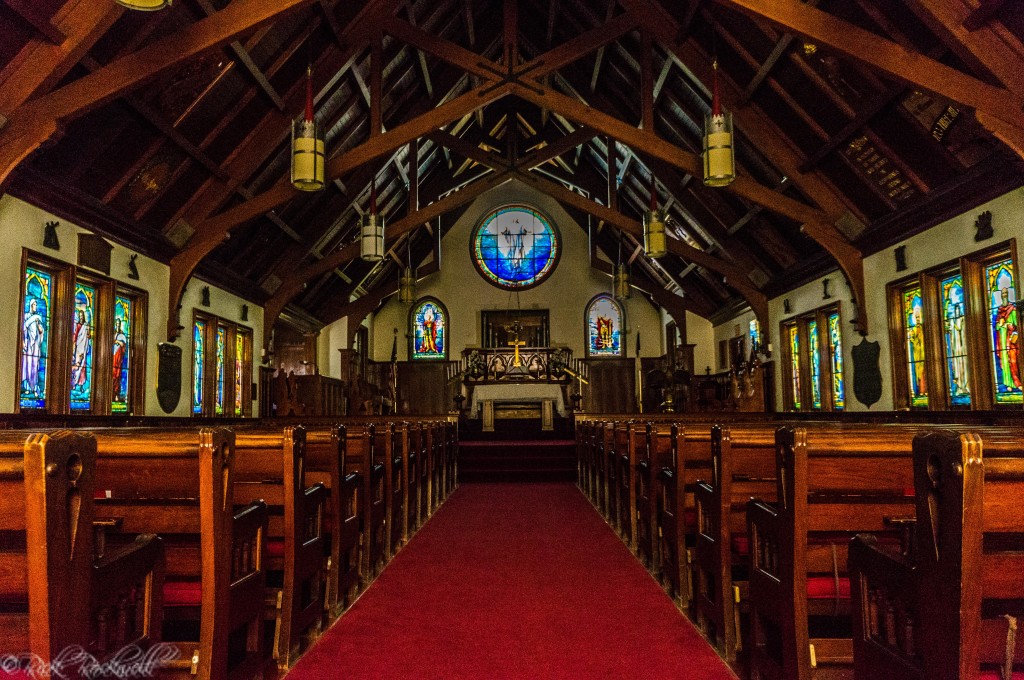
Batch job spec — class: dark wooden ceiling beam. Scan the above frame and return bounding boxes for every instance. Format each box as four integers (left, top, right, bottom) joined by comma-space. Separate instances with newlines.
0, 0, 322, 187
963, 0, 1008, 31
1, 0, 65, 44
713, 0, 1024, 134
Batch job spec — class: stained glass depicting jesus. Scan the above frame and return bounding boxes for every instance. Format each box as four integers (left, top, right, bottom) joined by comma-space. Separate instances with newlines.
21, 268, 52, 409
986, 259, 1022, 404
412, 300, 446, 360
472, 204, 559, 289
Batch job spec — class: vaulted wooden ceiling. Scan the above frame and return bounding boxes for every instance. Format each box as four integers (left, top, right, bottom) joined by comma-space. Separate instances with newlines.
2, 0, 1022, 347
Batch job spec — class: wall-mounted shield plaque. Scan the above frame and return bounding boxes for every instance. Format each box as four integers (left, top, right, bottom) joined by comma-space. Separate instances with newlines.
852, 337, 882, 408
157, 342, 182, 414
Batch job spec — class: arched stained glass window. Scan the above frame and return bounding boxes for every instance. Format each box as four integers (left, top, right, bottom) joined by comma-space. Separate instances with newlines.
788, 324, 801, 410
20, 267, 53, 410
70, 282, 96, 410
985, 259, 1021, 404
749, 319, 761, 353
902, 286, 928, 407
586, 295, 623, 357
411, 298, 447, 360
828, 311, 845, 410
235, 332, 245, 416
111, 295, 133, 413
471, 204, 559, 289
808, 320, 822, 409
193, 320, 206, 414
942, 272, 971, 406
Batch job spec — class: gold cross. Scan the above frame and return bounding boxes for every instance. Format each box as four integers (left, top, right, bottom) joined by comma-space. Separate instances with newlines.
507, 335, 526, 367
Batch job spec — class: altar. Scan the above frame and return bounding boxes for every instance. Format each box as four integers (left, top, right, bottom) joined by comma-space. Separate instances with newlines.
469, 383, 566, 431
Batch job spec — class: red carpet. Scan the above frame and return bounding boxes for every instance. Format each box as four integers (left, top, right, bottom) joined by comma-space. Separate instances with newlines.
286, 483, 736, 679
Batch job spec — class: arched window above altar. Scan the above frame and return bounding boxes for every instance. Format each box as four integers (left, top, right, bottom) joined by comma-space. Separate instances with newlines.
411, 298, 448, 360
586, 295, 624, 358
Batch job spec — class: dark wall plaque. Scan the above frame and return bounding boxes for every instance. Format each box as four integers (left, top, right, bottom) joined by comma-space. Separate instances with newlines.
157, 342, 183, 414
852, 337, 882, 408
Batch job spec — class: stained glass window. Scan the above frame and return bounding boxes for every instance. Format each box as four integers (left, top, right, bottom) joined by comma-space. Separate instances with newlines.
235, 332, 245, 416
902, 287, 928, 407
788, 324, 801, 410
215, 326, 227, 415
942, 273, 971, 406
749, 319, 761, 353
70, 282, 96, 410
587, 295, 623, 357
412, 300, 447, 360
112, 295, 132, 413
471, 204, 559, 289
20, 267, 53, 409
808, 320, 822, 409
828, 312, 845, 410
985, 259, 1022, 404
193, 320, 206, 414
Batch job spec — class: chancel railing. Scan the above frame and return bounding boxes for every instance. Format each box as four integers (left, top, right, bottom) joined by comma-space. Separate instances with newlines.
457, 346, 576, 384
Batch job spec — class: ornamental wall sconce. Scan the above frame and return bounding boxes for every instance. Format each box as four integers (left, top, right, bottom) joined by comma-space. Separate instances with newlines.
241, 304, 249, 322
894, 245, 907, 272
974, 210, 993, 241
127, 254, 140, 280
783, 299, 791, 314
822, 278, 832, 300
43, 221, 60, 250
201, 286, 211, 307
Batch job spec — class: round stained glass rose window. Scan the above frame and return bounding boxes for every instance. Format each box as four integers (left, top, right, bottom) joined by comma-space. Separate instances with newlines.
471, 204, 560, 290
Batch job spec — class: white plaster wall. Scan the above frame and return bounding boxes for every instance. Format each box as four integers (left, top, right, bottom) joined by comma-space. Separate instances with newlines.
0, 194, 263, 416
318, 316, 348, 379
713, 186, 1024, 412
688, 311, 715, 375
712, 308, 757, 371
368, 179, 666, 361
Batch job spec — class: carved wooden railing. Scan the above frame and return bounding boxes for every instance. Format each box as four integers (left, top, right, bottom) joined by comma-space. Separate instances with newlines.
272, 371, 346, 417
456, 346, 575, 384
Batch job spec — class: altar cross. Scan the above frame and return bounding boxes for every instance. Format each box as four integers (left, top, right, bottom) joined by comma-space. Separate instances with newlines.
507, 332, 526, 367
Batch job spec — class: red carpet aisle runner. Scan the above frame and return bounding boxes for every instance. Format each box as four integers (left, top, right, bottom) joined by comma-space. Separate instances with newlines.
286, 483, 736, 680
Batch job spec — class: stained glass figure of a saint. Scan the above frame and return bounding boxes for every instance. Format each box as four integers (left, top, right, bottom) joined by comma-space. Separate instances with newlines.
903, 287, 928, 407
749, 319, 761, 354
828, 312, 845, 410
21, 267, 52, 409
587, 295, 622, 357
942, 273, 971, 406
112, 296, 132, 413
215, 326, 227, 415
788, 324, 801, 410
472, 204, 559, 289
809, 320, 822, 409
412, 300, 446, 360
70, 282, 96, 410
986, 259, 1021, 404
193, 320, 206, 414
235, 332, 245, 415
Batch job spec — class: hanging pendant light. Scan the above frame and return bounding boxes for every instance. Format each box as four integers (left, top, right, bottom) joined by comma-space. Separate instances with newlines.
703, 59, 736, 187
398, 240, 415, 303
360, 178, 385, 261
614, 263, 631, 301
643, 172, 667, 258
116, 0, 171, 9
291, 65, 325, 191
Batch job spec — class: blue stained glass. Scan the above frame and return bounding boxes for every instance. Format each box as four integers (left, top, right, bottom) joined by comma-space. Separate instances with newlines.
749, 319, 760, 354
587, 295, 622, 357
21, 268, 52, 409
70, 282, 96, 410
903, 287, 928, 407
235, 332, 245, 415
112, 296, 132, 413
942, 273, 971, 406
472, 204, 559, 289
193, 320, 206, 414
828, 312, 845, 410
412, 301, 446, 360
809, 320, 822, 409
788, 325, 801, 410
215, 326, 226, 415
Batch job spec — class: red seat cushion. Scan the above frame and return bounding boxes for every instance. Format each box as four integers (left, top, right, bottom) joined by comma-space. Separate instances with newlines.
163, 581, 202, 607
267, 538, 285, 558
684, 509, 697, 528
731, 535, 749, 556
806, 576, 850, 600
980, 673, 1024, 679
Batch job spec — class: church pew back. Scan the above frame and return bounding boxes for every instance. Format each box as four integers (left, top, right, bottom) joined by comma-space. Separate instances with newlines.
341, 423, 385, 582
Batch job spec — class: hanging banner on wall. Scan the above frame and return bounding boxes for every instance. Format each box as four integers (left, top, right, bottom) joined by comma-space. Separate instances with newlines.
852, 337, 882, 408
157, 342, 182, 414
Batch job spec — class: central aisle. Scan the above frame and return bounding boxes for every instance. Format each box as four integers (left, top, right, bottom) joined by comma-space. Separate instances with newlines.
286, 483, 736, 679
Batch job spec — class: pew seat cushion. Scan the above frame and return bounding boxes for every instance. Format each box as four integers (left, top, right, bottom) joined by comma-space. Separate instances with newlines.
980, 673, 1024, 679
685, 509, 696, 528
806, 576, 850, 600
732, 535, 749, 556
163, 580, 202, 607
267, 538, 285, 559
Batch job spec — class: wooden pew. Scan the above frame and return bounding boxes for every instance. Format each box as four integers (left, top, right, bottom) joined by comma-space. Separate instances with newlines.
576, 418, 593, 500
746, 425, 918, 680
0, 429, 164, 675
374, 421, 404, 557
445, 419, 458, 496
233, 426, 328, 669
602, 422, 618, 528
429, 421, 443, 511
634, 421, 658, 570
850, 429, 1024, 680
93, 427, 269, 680
419, 421, 433, 522
648, 422, 688, 607
342, 423, 386, 582
302, 425, 360, 616
692, 423, 777, 664
407, 422, 423, 535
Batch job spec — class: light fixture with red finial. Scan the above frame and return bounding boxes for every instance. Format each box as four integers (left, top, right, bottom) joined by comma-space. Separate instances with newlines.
116, 0, 171, 10
361, 176, 385, 261
291, 64, 325, 191
643, 171, 667, 258
703, 58, 736, 187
